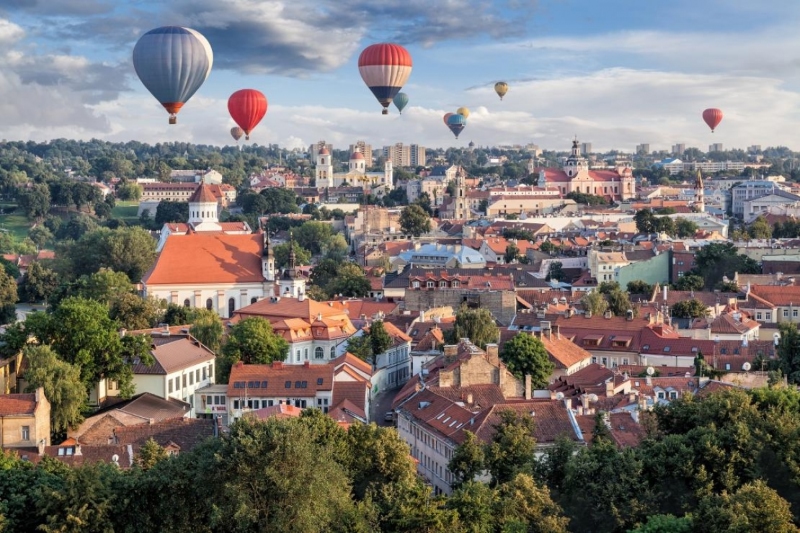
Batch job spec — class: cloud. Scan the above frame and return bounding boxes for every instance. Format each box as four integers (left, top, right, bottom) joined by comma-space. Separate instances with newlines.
0, 0, 114, 16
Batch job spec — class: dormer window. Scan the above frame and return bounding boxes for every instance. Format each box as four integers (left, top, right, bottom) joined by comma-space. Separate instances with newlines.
412, 281, 420, 289
426, 281, 434, 289
439, 281, 447, 288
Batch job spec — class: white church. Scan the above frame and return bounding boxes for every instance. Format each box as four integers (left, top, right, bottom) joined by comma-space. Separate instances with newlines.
315, 146, 393, 190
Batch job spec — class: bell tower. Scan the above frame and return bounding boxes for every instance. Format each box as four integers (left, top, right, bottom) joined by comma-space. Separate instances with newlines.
695, 170, 705, 213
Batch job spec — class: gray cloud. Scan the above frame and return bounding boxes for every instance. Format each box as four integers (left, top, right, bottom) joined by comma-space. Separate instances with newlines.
0, 0, 114, 16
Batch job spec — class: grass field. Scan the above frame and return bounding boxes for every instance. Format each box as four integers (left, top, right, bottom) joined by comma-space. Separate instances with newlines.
111, 201, 140, 223
0, 211, 32, 240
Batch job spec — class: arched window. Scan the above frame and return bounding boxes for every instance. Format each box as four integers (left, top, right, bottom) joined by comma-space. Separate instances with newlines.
295, 350, 300, 362
315, 347, 324, 359
251, 297, 258, 304
330, 347, 336, 359
205, 298, 213, 310
183, 299, 190, 307
228, 298, 235, 317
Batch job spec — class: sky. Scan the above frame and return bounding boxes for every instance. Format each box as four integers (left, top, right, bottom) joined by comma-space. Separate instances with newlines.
1, 0, 800, 153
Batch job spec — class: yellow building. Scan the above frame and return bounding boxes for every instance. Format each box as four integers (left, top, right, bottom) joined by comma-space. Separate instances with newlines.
0, 387, 50, 450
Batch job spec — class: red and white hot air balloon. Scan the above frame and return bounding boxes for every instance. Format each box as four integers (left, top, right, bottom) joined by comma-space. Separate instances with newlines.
358, 43, 412, 115
227, 89, 268, 140
702, 108, 723, 133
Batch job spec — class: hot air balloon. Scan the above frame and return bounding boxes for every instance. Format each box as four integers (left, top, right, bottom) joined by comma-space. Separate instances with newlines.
230, 126, 244, 142
228, 89, 268, 140
446, 114, 466, 139
457, 107, 470, 119
393, 92, 409, 114
358, 43, 412, 115
494, 81, 508, 100
443, 112, 454, 126
132, 26, 213, 124
702, 108, 723, 133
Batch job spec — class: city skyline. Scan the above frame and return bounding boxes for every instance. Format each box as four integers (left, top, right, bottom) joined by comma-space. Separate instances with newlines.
2, 1, 800, 152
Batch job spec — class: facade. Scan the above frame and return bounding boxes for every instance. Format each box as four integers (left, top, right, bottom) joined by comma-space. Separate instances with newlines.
348, 321, 412, 392
349, 140, 374, 167
742, 191, 800, 222
537, 139, 635, 201
0, 388, 50, 450
170, 169, 223, 184
394, 243, 486, 270
315, 148, 393, 189
138, 182, 236, 216
731, 180, 779, 217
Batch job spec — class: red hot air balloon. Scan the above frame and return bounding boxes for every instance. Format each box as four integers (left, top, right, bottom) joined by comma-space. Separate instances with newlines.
702, 108, 723, 133
358, 43, 412, 115
443, 112, 454, 126
228, 89, 268, 140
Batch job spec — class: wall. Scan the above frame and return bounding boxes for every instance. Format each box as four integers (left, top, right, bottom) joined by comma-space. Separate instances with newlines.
404, 289, 517, 326
615, 252, 670, 289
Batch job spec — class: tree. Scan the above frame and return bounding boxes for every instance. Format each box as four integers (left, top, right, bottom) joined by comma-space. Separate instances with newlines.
109, 293, 161, 330
671, 299, 709, 319
448, 430, 485, 489
484, 409, 537, 486
17, 183, 50, 220
674, 274, 704, 291
345, 334, 373, 362
674, 218, 698, 238
18, 261, 59, 303
259, 187, 301, 214
136, 438, 169, 471
629, 514, 693, 533
447, 481, 496, 533
28, 225, 53, 249
694, 480, 798, 533
777, 322, 800, 384
0, 269, 17, 324
414, 191, 433, 215
494, 473, 569, 533
747, 216, 773, 240
294, 222, 334, 255
163, 303, 194, 326
369, 320, 393, 358
64, 227, 157, 283
273, 242, 312, 269
309, 258, 339, 294
582, 290, 609, 316
190, 308, 224, 354
23, 345, 86, 436
504, 243, 520, 264
327, 263, 370, 298
154, 200, 189, 225
691, 242, 759, 290
655, 216, 675, 236
116, 182, 142, 201
220, 317, 288, 381
450, 306, 499, 349
627, 280, 653, 295
547, 261, 565, 282
500, 333, 555, 386
55, 213, 99, 241
399, 204, 432, 237
634, 209, 656, 234
606, 288, 634, 317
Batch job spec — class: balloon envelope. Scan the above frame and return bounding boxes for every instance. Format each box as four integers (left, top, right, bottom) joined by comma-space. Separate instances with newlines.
494, 81, 508, 100
132, 26, 213, 124
443, 112, 454, 126
446, 113, 467, 139
358, 43, 412, 115
393, 92, 409, 114
228, 89, 268, 140
457, 107, 470, 119
230, 126, 244, 141
702, 108, 723, 132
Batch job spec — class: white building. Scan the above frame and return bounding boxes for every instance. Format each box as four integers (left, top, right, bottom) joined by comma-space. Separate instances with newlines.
315, 147, 393, 189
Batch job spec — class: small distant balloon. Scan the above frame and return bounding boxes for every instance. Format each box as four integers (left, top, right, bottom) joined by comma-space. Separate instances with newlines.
132, 26, 214, 124
358, 43, 412, 115
393, 92, 409, 114
446, 113, 466, 139
494, 81, 508, 100
456, 107, 470, 119
230, 126, 244, 142
702, 108, 723, 133
228, 89, 268, 140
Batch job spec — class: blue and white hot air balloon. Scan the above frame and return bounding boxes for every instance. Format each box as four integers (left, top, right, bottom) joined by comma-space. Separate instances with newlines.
393, 92, 409, 114
132, 26, 213, 124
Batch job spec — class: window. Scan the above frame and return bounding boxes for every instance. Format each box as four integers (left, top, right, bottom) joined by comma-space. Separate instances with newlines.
295, 350, 300, 362
228, 298, 236, 317
189, 373, 194, 386
205, 298, 213, 310
304, 348, 309, 360
794, 309, 798, 318
439, 281, 447, 288
209, 364, 214, 380
182, 375, 187, 388
183, 298, 190, 307
169, 379, 173, 393
426, 281, 434, 289
452, 280, 459, 288
330, 347, 336, 359
202, 367, 207, 380
21, 426, 29, 441
756, 312, 762, 320
196, 369, 200, 382
785, 310, 790, 317
412, 281, 420, 289
317, 377, 324, 385
251, 297, 258, 304
669, 391, 678, 399
657, 391, 665, 399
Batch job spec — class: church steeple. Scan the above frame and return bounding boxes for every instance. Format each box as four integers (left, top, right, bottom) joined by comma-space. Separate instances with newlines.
287, 231, 296, 270
261, 223, 275, 282
695, 170, 705, 213
279, 231, 306, 298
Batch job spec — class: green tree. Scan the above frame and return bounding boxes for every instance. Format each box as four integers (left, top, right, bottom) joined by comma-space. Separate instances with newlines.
17, 183, 50, 220
190, 308, 224, 354
368, 320, 393, 357
345, 334, 373, 362
28, 225, 53, 249
777, 322, 800, 384
116, 182, 142, 201
500, 333, 555, 386
504, 243, 520, 264
690, 242, 759, 290
399, 204, 432, 237
607, 288, 635, 317
448, 430, 485, 489
259, 187, 301, 214
327, 263, 371, 298
627, 280, 653, 295
547, 261, 565, 282
273, 242, 312, 269
628, 514, 693, 533
674, 217, 698, 238
447, 481, 496, 533
674, 274, 704, 291
484, 409, 537, 486
109, 293, 161, 330
309, 258, 339, 294
634, 209, 656, 233
23, 345, 86, 436
494, 473, 570, 533
748, 216, 773, 239
694, 480, 798, 533
581, 290, 609, 316
220, 317, 288, 381
294, 222, 334, 255
136, 438, 169, 471
163, 303, 194, 326
64, 227, 157, 283
450, 306, 499, 349
18, 261, 59, 303
656, 216, 675, 236
671, 299, 709, 319
154, 200, 189, 225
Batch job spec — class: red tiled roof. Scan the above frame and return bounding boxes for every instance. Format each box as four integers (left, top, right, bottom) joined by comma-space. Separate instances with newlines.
228, 361, 334, 398
188, 183, 218, 203
0, 392, 36, 415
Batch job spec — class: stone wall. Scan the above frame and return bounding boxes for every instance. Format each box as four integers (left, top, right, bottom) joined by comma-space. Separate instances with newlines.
404, 289, 517, 326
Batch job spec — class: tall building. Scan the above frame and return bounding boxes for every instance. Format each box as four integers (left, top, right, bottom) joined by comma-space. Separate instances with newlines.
453, 168, 470, 220
383, 142, 422, 167
748, 145, 762, 153
580, 142, 592, 155
309, 140, 333, 157
636, 143, 650, 154
349, 140, 373, 167
410, 144, 426, 167
672, 143, 686, 155
709, 143, 723, 152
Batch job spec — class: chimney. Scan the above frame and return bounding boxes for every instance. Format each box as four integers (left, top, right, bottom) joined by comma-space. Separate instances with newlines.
524, 374, 532, 400
271, 361, 284, 369
38, 438, 46, 455
576, 405, 584, 416
485, 343, 499, 365
443, 344, 458, 357
646, 375, 652, 386
466, 393, 473, 405
303, 360, 310, 368
581, 394, 590, 410
74, 444, 82, 456
605, 380, 614, 396
119, 328, 127, 338
663, 285, 667, 302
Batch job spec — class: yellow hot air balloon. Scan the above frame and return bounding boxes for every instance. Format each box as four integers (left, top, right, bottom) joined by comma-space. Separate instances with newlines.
495, 81, 508, 100
457, 106, 470, 119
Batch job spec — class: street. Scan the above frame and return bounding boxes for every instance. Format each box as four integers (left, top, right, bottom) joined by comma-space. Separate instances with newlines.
370, 385, 403, 427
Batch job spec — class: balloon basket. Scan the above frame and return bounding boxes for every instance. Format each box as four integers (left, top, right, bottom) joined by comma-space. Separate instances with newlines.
169, 115, 177, 125
245, 135, 250, 140
382, 109, 388, 115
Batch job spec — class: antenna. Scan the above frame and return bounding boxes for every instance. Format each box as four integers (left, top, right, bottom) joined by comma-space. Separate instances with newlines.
646, 366, 655, 376
742, 362, 751, 372
555, 392, 565, 400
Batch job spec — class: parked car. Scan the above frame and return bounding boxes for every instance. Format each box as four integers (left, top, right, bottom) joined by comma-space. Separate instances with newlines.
384, 410, 394, 422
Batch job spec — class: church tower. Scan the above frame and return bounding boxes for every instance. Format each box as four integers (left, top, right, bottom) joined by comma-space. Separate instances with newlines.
349, 151, 366, 174
279, 233, 307, 298
187, 183, 221, 231
384, 159, 394, 188
453, 167, 470, 220
695, 170, 705, 213
563, 137, 589, 178
315, 147, 334, 187
261, 229, 275, 282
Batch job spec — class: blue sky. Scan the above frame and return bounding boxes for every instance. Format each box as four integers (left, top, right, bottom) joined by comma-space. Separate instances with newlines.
1, 0, 800, 153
